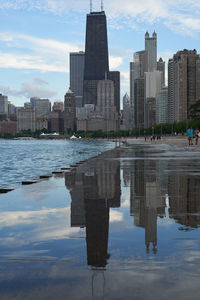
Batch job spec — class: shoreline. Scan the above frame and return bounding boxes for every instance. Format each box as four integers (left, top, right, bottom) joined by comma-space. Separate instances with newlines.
126, 136, 200, 150
1, 136, 198, 193
0, 139, 117, 193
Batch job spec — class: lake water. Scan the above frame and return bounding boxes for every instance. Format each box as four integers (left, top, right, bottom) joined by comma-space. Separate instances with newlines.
0, 139, 115, 188
0, 141, 200, 299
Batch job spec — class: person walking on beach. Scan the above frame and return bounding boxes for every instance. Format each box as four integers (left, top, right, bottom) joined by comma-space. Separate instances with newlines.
195, 128, 199, 145
187, 126, 194, 146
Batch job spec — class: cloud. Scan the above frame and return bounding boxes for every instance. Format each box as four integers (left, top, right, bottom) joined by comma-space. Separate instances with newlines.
0, 78, 57, 99
1, 0, 200, 35
0, 32, 123, 73
121, 71, 129, 87
0, 32, 80, 73
110, 56, 124, 70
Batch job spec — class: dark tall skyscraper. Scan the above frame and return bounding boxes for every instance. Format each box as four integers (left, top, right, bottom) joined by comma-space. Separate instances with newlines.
70, 51, 85, 108
108, 71, 120, 114
83, 10, 109, 106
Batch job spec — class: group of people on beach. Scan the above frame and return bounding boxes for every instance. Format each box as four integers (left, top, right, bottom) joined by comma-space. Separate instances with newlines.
144, 135, 161, 142
187, 127, 200, 146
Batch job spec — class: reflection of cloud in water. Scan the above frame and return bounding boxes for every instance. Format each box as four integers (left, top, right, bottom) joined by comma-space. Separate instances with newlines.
120, 187, 130, 208
1, 255, 200, 300
0, 207, 83, 247
22, 179, 59, 202
157, 217, 174, 226
110, 210, 123, 222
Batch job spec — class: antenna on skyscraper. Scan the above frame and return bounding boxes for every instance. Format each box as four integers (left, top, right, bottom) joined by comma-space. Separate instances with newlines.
101, 0, 104, 11
90, 0, 92, 13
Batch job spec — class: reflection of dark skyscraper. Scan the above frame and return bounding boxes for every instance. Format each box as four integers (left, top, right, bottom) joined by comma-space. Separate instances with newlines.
66, 149, 120, 268
83, 10, 109, 106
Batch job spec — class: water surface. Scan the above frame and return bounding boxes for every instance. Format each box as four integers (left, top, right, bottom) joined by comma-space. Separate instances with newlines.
0, 139, 115, 188
0, 142, 200, 299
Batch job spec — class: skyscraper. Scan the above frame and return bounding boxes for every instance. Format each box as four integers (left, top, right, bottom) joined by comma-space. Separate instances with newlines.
145, 31, 157, 72
156, 86, 168, 124
83, 10, 109, 106
168, 49, 200, 123
108, 71, 120, 114
130, 50, 148, 108
30, 97, 51, 118
157, 58, 165, 86
63, 88, 76, 132
134, 78, 145, 128
0, 94, 8, 120
70, 51, 85, 107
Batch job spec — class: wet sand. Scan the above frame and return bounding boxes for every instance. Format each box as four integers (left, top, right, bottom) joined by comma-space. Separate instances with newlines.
127, 135, 200, 150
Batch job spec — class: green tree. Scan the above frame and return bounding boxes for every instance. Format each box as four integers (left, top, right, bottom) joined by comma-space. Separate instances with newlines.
189, 99, 200, 119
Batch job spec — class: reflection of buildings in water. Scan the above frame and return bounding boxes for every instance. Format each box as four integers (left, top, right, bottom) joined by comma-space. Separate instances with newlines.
145, 182, 164, 254
131, 159, 165, 253
156, 160, 169, 195
122, 166, 130, 187
168, 174, 200, 229
65, 150, 121, 268
91, 270, 106, 298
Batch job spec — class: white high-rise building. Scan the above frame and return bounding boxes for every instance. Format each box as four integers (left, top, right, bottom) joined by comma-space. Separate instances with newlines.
144, 70, 163, 128
145, 70, 163, 99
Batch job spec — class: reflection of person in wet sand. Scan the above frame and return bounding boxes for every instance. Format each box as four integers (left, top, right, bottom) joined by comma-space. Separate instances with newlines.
187, 126, 193, 146
195, 128, 199, 145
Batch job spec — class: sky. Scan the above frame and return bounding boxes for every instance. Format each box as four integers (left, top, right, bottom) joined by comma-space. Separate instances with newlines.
0, 0, 200, 107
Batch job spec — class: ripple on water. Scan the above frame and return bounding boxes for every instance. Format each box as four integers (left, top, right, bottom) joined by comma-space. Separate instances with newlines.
0, 140, 115, 188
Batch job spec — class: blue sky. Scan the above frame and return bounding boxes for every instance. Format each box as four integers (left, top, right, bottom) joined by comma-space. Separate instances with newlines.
0, 0, 200, 107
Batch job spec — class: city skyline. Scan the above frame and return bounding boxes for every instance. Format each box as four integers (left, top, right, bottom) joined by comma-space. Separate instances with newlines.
0, 0, 200, 107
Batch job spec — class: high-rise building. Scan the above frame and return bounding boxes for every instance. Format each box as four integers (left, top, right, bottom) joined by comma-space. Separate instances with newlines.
122, 93, 131, 130
157, 58, 165, 86
48, 112, 61, 133
130, 51, 147, 107
156, 86, 168, 124
17, 108, 36, 132
70, 51, 85, 107
8, 102, 16, 116
144, 70, 162, 128
145, 97, 157, 128
30, 97, 51, 118
134, 50, 148, 78
145, 31, 157, 72
24, 102, 32, 109
168, 49, 200, 123
108, 71, 120, 114
145, 70, 163, 99
83, 10, 109, 106
0, 94, 8, 118
52, 101, 64, 112
63, 88, 76, 132
130, 50, 148, 128
134, 78, 145, 128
